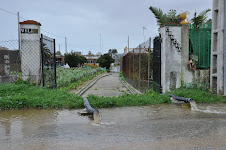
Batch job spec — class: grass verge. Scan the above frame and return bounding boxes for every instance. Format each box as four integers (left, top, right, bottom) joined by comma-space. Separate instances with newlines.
0, 79, 225, 110
0, 82, 84, 110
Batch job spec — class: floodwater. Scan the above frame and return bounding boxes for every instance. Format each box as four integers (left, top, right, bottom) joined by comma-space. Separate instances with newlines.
0, 104, 226, 150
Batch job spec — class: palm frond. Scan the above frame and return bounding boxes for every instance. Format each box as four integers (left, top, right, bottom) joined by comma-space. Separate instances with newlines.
191, 9, 211, 26
149, 6, 165, 26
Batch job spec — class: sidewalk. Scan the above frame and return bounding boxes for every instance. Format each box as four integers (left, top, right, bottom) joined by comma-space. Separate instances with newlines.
82, 73, 130, 97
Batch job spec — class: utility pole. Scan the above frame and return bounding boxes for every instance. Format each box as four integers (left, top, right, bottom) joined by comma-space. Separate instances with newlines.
65, 37, 67, 54
17, 12, 20, 51
100, 34, 101, 54
59, 44, 60, 52
128, 36, 129, 53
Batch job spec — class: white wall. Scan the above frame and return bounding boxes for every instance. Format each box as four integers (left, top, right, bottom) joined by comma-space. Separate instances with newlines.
20, 23, 41, 82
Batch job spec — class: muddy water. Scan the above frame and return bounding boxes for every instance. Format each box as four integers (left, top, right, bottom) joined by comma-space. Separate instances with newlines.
0, 104, 226, 150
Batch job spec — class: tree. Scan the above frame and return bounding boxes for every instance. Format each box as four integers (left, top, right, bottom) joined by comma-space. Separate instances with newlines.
65, 52, 87, 67
191, 9, 211, 27
78, 55, 87, 65
96, 54, 114, 69
108, 49, 118, 54
149, 6, 181, 26
56, 51, 62, 56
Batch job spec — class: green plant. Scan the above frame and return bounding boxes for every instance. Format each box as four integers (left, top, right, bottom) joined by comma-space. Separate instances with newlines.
191, 9, 211, 27
96, 54, 114, 69
64, 52, 87, 67
149, 6, 181, 26
57, 67, 102, 88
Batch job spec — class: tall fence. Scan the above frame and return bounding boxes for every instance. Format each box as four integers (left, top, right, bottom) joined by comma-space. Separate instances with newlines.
189, 23, 211, 69
122, 47, 153, 93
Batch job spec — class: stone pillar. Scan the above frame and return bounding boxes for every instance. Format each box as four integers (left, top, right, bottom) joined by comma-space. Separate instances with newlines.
160, 26, 182, 93
19, 20, 41, 82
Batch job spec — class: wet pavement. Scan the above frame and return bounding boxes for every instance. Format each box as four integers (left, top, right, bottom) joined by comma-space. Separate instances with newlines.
0, 103, 226, 150
82, 72, 130, 97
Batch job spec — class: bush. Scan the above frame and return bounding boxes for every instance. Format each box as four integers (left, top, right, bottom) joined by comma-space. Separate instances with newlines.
96, 54, 114, 69
64, 52, 87, 67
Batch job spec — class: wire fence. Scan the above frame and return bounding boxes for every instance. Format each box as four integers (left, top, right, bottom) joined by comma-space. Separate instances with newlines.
41, 34, 56, 88
0, 40, 20, 77
0, 39, 41, 83
122, 47, 153, 93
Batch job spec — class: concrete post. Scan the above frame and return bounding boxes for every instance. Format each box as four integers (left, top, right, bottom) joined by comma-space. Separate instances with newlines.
181, 25, 193, 84
4, 55, 10, 76
19, 20, 41, 83
160, 26, 182, 93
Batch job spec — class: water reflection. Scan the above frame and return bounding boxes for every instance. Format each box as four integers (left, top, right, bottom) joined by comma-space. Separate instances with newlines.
0, 104, 226, 149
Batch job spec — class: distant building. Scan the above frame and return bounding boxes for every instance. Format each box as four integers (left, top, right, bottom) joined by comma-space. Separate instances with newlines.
83, 55, 101, 67
55, 55, 65, 66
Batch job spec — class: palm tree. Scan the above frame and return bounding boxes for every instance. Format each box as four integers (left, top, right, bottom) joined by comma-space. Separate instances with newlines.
149, 6, 181, 26
191, 9, 211, 27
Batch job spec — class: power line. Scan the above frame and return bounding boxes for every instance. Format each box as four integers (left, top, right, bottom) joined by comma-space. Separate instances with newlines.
41, 29, 65, 39
0, 7, 17, 15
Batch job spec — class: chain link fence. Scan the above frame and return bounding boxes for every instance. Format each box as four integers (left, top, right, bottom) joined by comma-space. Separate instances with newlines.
0, 40, 20, 82
122, 47, 153, 93
0, 39, 42, 83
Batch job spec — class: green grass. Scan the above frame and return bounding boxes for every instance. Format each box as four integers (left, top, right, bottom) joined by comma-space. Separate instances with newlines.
87, 90, 170, 108
0, 78, 225, 110
0, 82, 84, 110
168, 88, 226, 103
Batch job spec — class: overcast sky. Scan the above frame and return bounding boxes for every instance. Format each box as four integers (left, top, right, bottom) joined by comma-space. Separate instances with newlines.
0, 0, 212, 55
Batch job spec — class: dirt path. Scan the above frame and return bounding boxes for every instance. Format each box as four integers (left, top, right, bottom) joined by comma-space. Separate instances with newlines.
82, 73, 130, 97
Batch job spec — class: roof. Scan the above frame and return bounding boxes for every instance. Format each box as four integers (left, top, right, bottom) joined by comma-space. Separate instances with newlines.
19, 20, 41, 26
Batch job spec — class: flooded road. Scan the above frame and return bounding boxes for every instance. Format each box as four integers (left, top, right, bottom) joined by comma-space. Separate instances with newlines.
0, 104, 226, 150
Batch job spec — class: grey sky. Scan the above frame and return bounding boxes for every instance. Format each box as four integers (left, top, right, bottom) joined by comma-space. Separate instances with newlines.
0, 0, 212, 54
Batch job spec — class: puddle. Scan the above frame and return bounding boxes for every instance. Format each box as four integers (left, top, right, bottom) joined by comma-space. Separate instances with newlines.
0, 104, 226, 149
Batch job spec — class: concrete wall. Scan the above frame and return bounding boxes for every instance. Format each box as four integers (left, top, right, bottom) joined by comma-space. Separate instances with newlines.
160, 26, 182, 93
20, 23, 41, 82
210, 0, 225, 95
160, 25, 210, 93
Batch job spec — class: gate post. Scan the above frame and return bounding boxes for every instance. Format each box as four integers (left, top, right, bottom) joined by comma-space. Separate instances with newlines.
160, 26, 182, 93
19, 20, 41, 83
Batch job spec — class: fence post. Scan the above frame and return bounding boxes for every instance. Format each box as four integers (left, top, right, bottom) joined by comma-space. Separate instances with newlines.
129, 54, 130, 80
53, 39, 57, 88
148, 37, 151, 89
139, 45, 141, 91
41, 34, 45, 87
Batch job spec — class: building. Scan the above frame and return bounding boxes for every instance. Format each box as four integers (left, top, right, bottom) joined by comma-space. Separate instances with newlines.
55, 55, 65, 66
83, 55, 101, 67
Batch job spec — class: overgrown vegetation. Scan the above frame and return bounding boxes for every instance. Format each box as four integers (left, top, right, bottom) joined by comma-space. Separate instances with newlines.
57, 67, 102, 87
0, 72, 225, 110
0, 83, 83, 110
60, 70, 106, 91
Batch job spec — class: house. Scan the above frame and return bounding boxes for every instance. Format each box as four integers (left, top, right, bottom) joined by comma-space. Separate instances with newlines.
83, 55, 101, 67
55, 55, 65, 66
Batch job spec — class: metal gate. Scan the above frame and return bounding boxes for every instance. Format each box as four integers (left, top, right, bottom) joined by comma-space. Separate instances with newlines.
41, 34, 57, 88
153, 36, 162, 93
